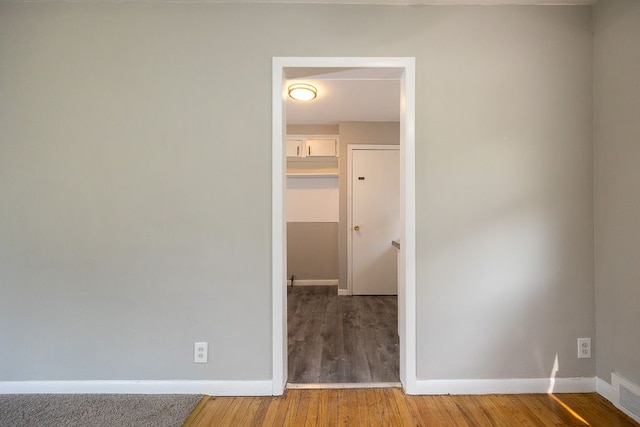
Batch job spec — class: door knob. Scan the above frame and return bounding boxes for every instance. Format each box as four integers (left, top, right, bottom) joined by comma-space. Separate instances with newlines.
353, 225, 360, 231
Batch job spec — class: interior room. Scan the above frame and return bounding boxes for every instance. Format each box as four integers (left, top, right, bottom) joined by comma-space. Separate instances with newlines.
284, 70, 402, 384
1, 0, 639, 424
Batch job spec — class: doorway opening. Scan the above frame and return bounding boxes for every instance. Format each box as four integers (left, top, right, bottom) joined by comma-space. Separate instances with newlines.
272, 57, 416, 395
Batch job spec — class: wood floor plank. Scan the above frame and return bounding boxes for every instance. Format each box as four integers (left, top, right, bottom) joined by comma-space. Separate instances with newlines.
250, 397, 272, 427
256, 395, 281, 427
487, 394, 544, 426
234, 396, 265, 426
336, 389, 349, 426
269, 394, 290, 427
455, 394, 495, 426
355, 388, 374, 427
413, 395, 442, 426
281, 388, 302, 426
381, 388, 404, 425
474, 395, 523, 427
535, 393, 589, 426
190, 397, 232, 427
562, 394, 605, 423
558, 393, 638, 426
322, 295, 347, 383
518, 393, 571, 426
367, 296, 400, 382
288, 285, 399, 384
292, 389, 312, 426
364, 387, 385, 426
220, 397, 251, 427
304, 388, 320, 427
313, 388, 335, 427
391, 387, 418, 426
403, 394, 425, 425
348, 386, 365, 427
181, 396, 211, 426
436, 395, 472, 427
183, 390, 640, 426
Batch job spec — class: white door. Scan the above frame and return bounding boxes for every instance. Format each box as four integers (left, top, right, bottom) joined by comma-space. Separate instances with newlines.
349, 146, 400, 295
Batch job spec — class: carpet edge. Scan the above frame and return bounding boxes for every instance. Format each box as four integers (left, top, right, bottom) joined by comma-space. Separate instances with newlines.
181, 395, 211, 426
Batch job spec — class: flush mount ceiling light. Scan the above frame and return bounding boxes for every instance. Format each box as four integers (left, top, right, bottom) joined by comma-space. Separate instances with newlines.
288, 83, 317, 101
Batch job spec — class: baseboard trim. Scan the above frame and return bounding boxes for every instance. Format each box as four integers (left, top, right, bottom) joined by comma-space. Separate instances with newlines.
289, 279, 338, 287
597, 376, 616, 402
337, 288, 349, 296
597, 374, 640, 424
0, 380, 273, 396
414, 377, 596, 395
0, 377, 600, 397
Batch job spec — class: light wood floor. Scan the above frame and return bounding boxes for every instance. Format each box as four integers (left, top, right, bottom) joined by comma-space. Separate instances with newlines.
183, 389, 639, 426
288, 285, 399, 384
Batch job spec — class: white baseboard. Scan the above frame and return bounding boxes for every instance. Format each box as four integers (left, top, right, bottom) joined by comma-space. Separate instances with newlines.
288, 279, 338, 287
0, 377, 603, 398
337, 288, 349, 296
414, 377, 596, 395
0, 380, 273, 396
597, 376, 616, 402
597, 373, 640, 424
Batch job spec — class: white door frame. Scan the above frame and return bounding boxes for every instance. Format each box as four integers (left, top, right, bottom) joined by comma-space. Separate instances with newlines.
347, 145, 400, 296
272, 57, 416, 395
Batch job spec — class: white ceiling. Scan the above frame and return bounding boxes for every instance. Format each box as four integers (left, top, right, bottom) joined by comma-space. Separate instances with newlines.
285, 67, 402, 125
286, 80, 400, 125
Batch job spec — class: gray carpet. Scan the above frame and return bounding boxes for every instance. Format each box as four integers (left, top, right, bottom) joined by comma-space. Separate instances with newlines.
0, 394, 202, 427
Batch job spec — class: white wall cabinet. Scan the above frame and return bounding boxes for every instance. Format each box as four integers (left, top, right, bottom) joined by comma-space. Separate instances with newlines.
286, 139, 304, 157
306, 139, 337, 157
286, 137, 337, 158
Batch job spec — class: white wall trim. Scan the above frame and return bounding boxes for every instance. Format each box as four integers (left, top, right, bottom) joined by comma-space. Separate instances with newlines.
598, 373, 640, 424
0, 380, 273, 396
414, 377, 596, 395
272, 57, 288, 396
597, 376, 616, 402
288, 279, 339, 286
399, 57, 417, 395
273, 57, 416, 397
337, 288, 349, 296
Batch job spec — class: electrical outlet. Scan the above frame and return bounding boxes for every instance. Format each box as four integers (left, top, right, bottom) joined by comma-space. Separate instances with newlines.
577, 338, 591, 359
194, 342, 208, 363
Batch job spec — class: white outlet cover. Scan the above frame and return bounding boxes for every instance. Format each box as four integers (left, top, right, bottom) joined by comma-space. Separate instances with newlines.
577, 338, 591, 359
194, 342, 208, 363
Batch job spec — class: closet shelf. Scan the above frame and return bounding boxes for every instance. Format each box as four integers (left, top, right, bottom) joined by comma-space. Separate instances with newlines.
286, 172, 339, 178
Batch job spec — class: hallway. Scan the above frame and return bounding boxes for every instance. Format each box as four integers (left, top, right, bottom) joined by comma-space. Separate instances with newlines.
287, 286, 399, 384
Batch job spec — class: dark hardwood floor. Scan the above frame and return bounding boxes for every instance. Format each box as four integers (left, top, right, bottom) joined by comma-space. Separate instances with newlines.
287, 285, 399, 384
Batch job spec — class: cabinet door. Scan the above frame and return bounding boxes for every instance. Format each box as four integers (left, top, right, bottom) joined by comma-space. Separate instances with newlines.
286, 139, 304, 157
306, 139, 337, 157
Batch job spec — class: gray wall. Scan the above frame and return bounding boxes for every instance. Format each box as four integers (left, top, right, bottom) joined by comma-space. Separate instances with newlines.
414, 8, 594, 379
286, 124, 339, 281
287, 125, 339, 136
338, 122, 401, 291
594, 0, 640, 387
287, 223, 339, 281
0, 3, 596, 382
